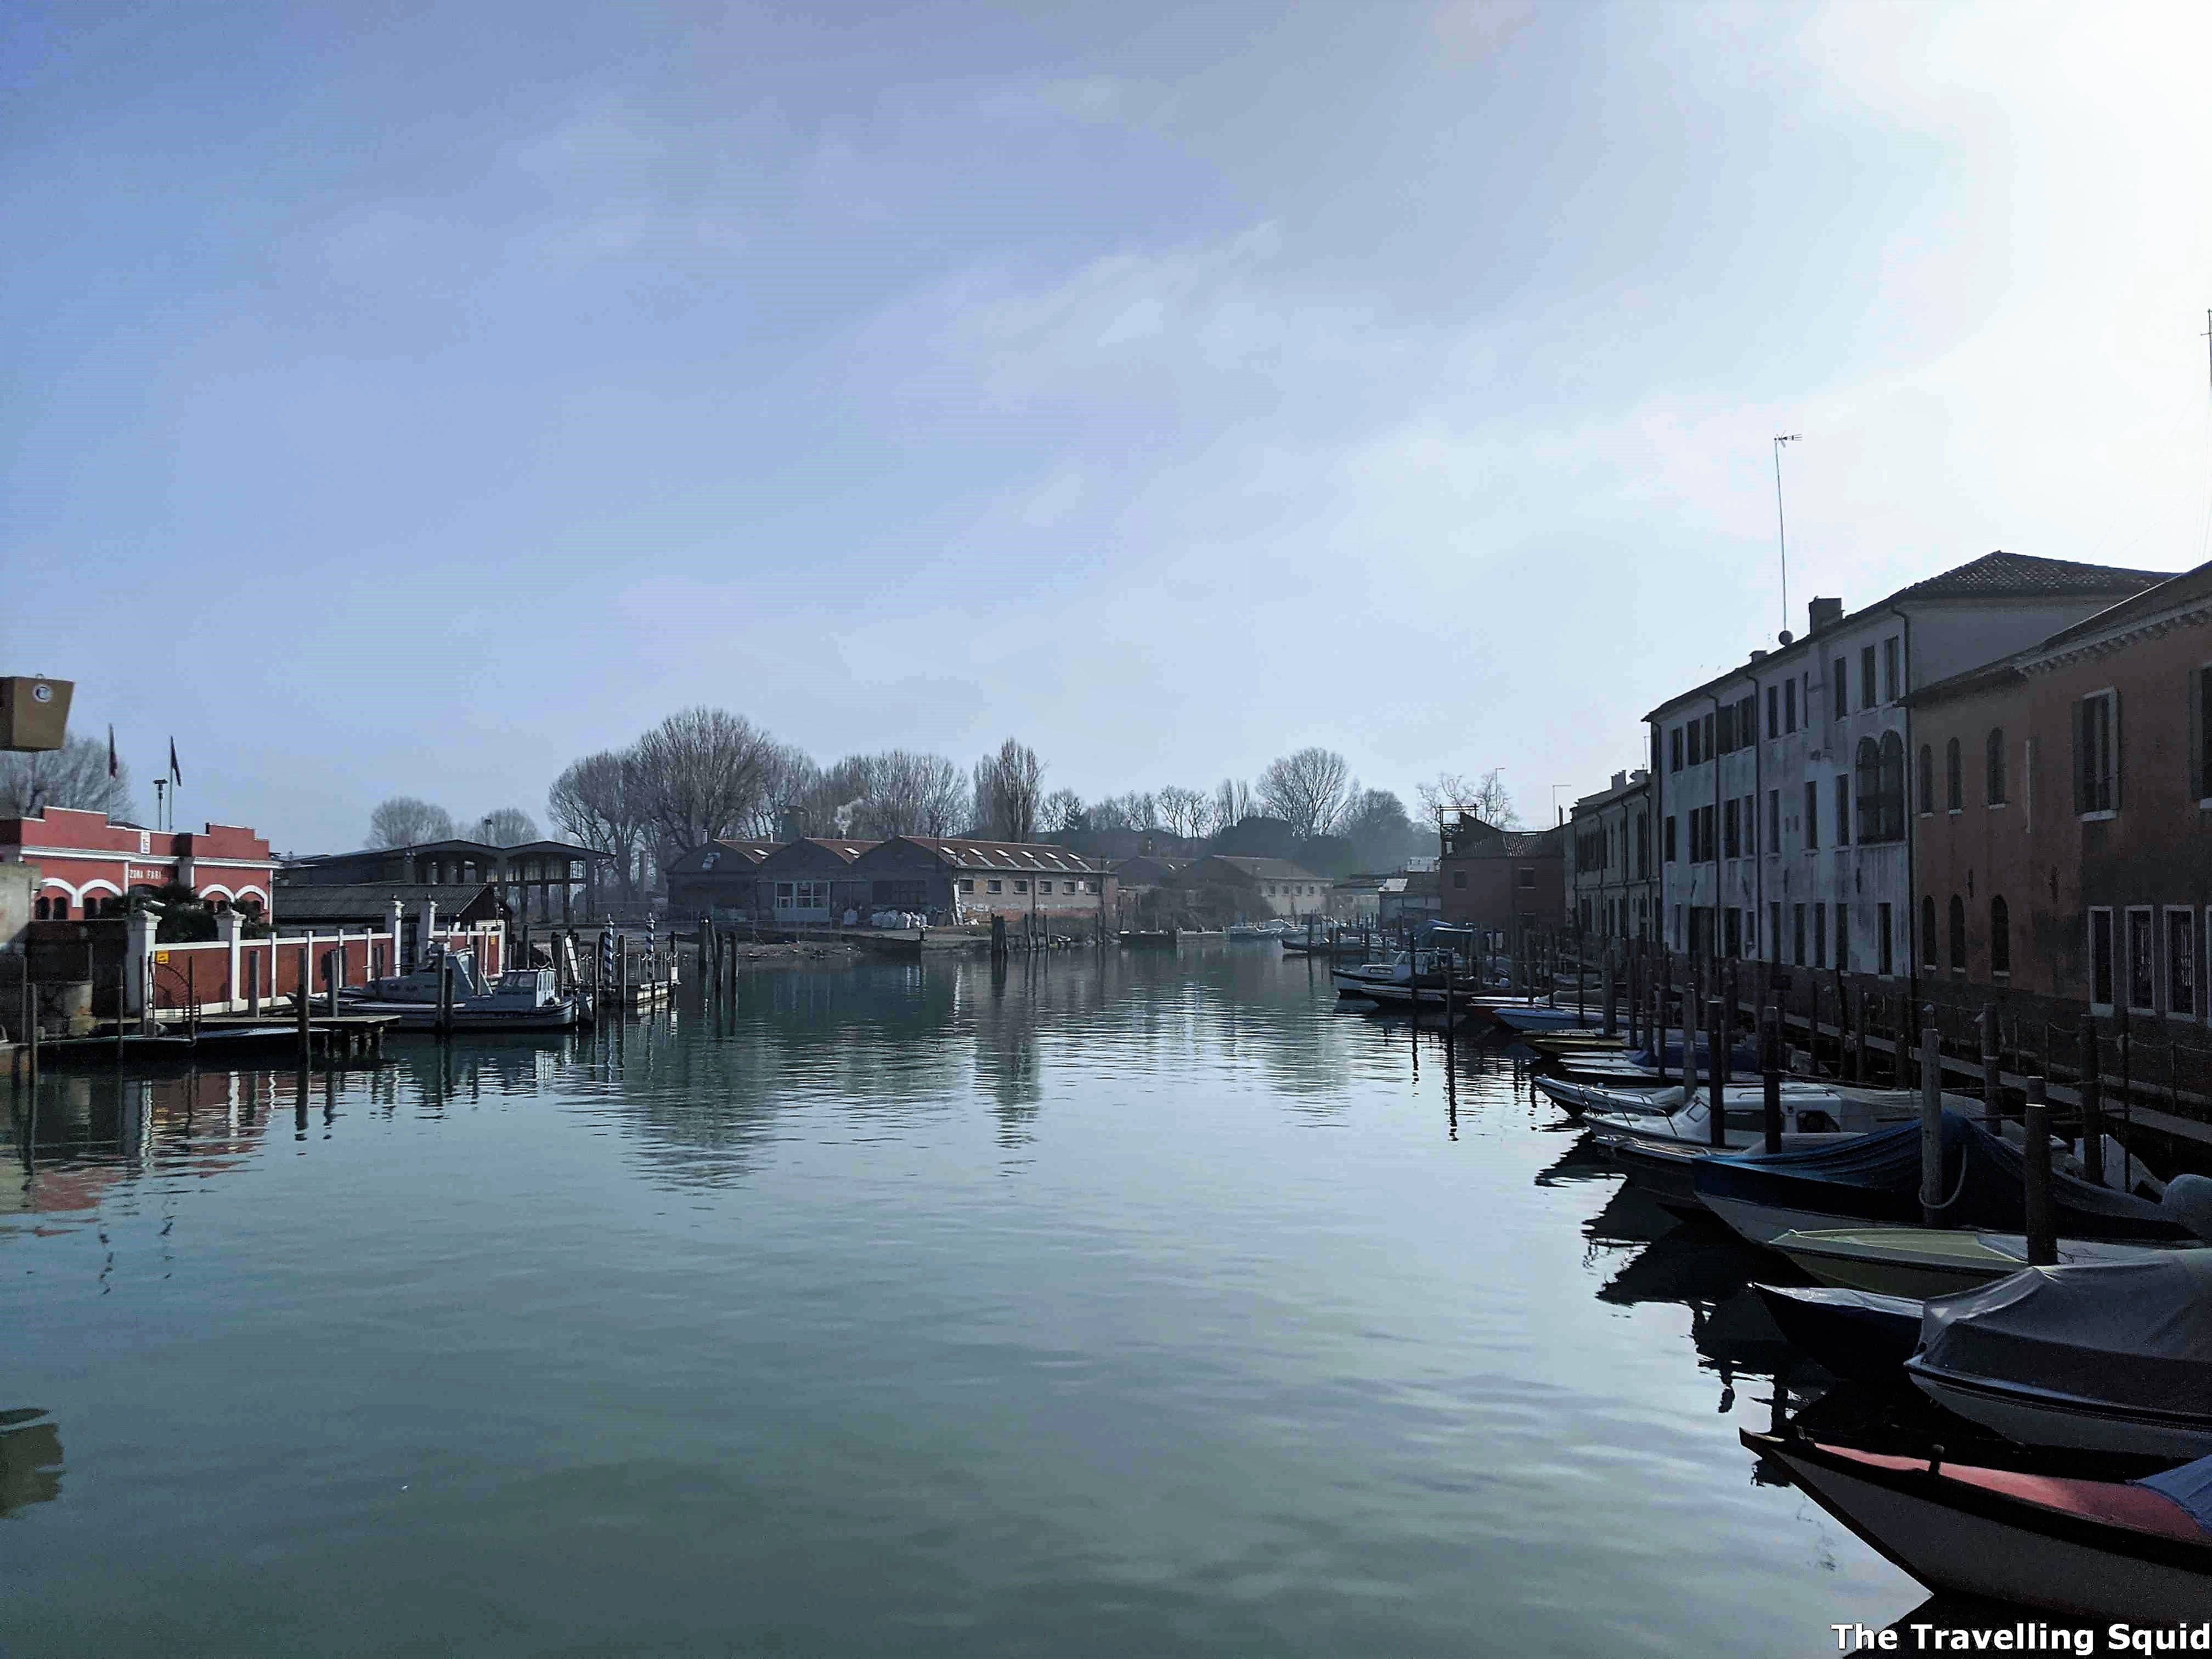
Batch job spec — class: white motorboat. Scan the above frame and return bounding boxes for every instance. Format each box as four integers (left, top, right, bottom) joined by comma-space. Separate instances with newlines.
1226, 923, 1271, 941
351, 966, 580, 1032
1742, 1430, 2212, 1620
352, 945, 487, 1003
1577, 1084, 1912, 1146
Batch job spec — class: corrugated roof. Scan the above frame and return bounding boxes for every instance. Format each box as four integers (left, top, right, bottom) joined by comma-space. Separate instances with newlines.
667, 839, 782, 873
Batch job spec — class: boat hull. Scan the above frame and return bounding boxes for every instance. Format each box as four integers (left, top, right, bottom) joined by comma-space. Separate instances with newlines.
1750, 1285, 1923, 1383
1748, 1434, 2212, 1620
351, 1000, 579, 1033
1906, 1368, 2212, 1460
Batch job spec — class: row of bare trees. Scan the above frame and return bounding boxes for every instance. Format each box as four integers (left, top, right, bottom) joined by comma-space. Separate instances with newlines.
366, 799, 540, 849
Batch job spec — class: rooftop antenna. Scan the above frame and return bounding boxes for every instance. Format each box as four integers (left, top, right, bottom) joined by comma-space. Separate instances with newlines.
1773, 434, 1802, 639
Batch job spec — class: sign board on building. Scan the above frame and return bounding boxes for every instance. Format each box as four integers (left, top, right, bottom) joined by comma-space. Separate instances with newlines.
0, 677, 72, 752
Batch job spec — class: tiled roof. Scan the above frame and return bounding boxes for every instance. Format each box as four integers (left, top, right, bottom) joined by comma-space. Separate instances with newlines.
273, 882, 499, 918
1889, 550, 2169, 602
667, 839, 782, 873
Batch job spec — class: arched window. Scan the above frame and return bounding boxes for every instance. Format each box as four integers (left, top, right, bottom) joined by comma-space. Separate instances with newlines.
33, 896, 49, 919
1921, 895, 1938, 967
1855, 737, 1881, 842
1986, 728, 2007, 804
1949, 894, 1966, 970
1878, 732, 1906, 842
1918, 744, 1935, 815
1990, 896, 2010, 975
1945, 738, 1962, 812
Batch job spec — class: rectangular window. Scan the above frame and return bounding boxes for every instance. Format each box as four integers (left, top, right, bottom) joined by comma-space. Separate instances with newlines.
1767, 789, 1780, 849
1670, 726, 1684, 771
1723, 798, 1740, 860
1832, 658, 1847, 719
1767, 685, 1780, 738
958, 878, 974, 893
1792, 903, 1807, 967
1882, 637, 1900, 702
1013, 879, 1029, 893
1834, 774, 1850, 845
1860, 645, 1877, 710
1785, 679, 1798, 733
1743, 794, 1758, 856
1452, 871, 1466, 889
2089, 907, 2115, 1010
1723, 908, 1741, 958
1803, 781, 1819, 849
988, 879, 1003, 894
2078, 691, 2118, 815
1717, 704, 1735, 752
1703, 712, 1715, 757
1085, 879, 1099, 894
1878, 902, 1894, 976
1664, 816, 1678, 862
1517, 868, 1536, 889
1836, 905, 1850, 972
2166, 909, 2197, 1018
2199, 667, 2212, 802
2126, 907, 2155, 1012
1769, 901, 1782, 963
1814, 902, 1827, 969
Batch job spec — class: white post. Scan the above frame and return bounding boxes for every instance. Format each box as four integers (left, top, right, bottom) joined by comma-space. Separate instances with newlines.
388, 898, 405, 977
216, 907, 244, 1012
126, 907, 159, 1020
417, 901, 439, 970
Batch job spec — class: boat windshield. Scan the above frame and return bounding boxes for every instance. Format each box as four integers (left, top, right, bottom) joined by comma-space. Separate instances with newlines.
496, 970, 543, 994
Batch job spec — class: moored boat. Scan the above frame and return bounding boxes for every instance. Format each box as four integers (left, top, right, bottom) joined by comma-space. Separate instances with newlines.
1750, 1284, 1924, 1382
351, 966, 580, 1032
1768, 1225, 2198, 1299
1741, 1430, 2212, 1619
1906, 1251, 2212, 1458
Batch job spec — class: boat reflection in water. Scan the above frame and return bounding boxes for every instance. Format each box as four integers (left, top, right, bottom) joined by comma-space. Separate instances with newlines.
0, 1408, 64, 1516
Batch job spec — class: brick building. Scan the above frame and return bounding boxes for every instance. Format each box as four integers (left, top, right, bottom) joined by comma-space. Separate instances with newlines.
1176, 855, 1338, 920
684, 837, 1111, 925
1909, 558, 2211, 1019
1437, 816, 1566, 940
2, 808, 277, 919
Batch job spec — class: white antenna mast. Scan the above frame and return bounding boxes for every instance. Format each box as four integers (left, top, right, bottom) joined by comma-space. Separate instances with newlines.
1773, 433, 1802, 637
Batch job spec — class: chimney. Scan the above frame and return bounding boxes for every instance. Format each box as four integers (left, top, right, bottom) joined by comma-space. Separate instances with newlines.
1808, 596, 1843, 635
1610, 771, 1627, 790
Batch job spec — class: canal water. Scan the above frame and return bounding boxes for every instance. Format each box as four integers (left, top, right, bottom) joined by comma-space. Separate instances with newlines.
4, 947, 1925, 1656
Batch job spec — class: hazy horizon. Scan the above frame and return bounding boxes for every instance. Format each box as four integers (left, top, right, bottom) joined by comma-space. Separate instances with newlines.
6, 1, 2207, 852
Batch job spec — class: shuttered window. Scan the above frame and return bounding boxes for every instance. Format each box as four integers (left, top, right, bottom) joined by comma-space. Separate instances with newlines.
2076, 692, 2119, 815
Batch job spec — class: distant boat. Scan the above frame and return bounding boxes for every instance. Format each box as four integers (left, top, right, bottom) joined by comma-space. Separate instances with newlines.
1225, 923, 1270, 941
1742, 1429, 2212, 1620
1117, 930, 1177, 950
351, 966, 580, 1032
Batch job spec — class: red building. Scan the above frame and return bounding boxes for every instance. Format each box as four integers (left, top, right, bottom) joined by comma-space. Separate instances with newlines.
1, 807, 278, 920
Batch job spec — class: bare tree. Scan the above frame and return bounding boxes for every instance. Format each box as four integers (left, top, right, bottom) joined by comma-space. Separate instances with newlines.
1338, 787, 1423, 869
630, 707, 777, 851
973, 738, 1045, 842
471, 806, 540, 845
1415, 767, 1519, 828
0, 737, 137, 822
1156, 785, 1207, 839
857, 750, 964, 838
548, 750, 650, 904
747, 742, 820, 838
367, 796, 456, 849
1211, 777, 1254, 831
1257, 747, 1351, 841
1039, 788, 1086, 833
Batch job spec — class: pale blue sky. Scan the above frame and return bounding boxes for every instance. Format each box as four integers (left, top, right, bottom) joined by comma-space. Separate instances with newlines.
5, 1, 2208, 850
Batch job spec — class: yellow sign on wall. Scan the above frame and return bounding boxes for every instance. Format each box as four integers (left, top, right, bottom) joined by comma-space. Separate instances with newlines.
155, 951, 171, 963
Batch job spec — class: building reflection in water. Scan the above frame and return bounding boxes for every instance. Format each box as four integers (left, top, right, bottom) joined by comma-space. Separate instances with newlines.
4, 1070, 286, 1229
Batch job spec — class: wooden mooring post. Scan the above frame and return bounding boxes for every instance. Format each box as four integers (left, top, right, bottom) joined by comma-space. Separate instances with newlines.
1919, 1027, 1944, 1228
1980, 1003, 2002, 1131
2078, 1024, 2106, 1186
2023, 1078, 2055, 1266
1706, 998, 1726, 1148
296, 944, 312, 1063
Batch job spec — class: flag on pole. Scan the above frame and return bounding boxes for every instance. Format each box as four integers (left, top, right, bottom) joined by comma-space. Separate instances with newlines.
108, 725, 119, 779
168, 738, 182, 789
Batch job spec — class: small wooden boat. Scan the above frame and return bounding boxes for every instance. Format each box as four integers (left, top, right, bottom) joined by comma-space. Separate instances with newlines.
30, 1032, 195, 1064
1750, 1283, 1924, 1381
1769, 1226, 2197, 1300
1742, 1430, 2212, 1618
1491, 1004, 1604, 1032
